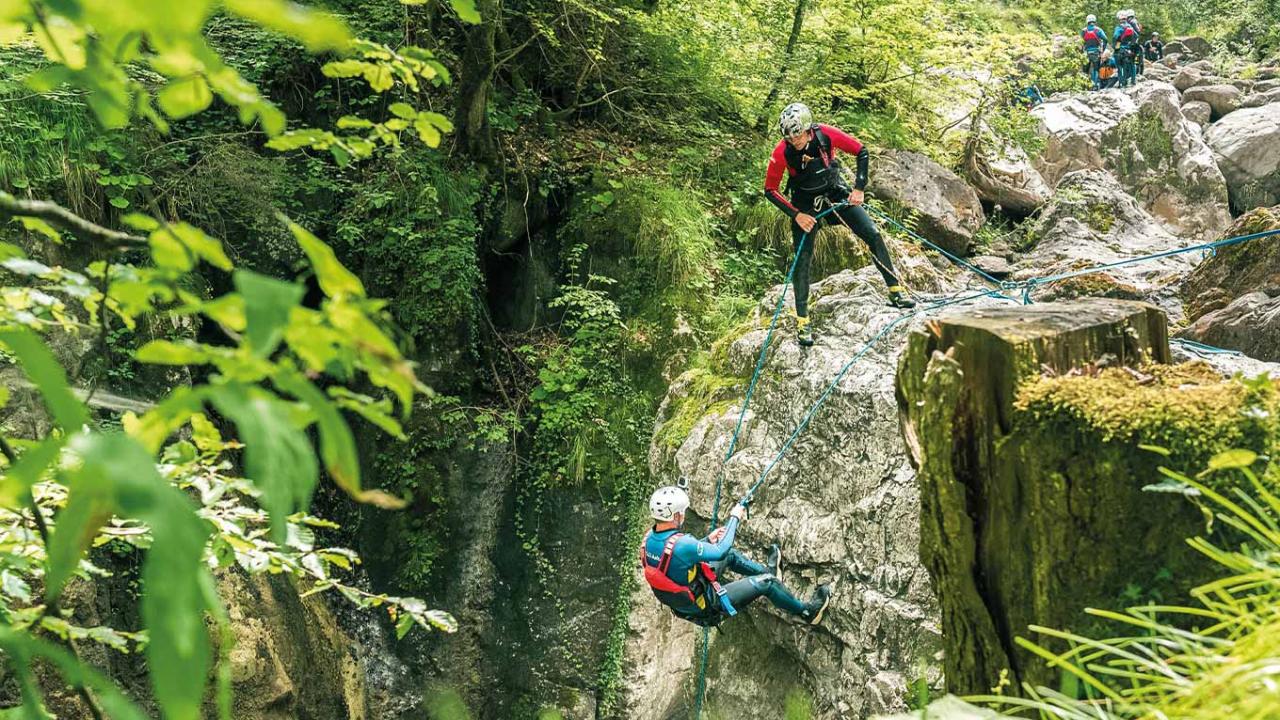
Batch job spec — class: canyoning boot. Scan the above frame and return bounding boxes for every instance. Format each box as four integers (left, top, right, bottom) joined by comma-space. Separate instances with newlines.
888, 286, 916, 309
768, 543, 783, 584
796, 314, 814, 347
802, 585, 832, 626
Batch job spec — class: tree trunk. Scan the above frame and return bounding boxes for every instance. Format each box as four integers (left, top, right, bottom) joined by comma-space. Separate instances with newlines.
756, 0, 808, 131
454, 0, 501, 164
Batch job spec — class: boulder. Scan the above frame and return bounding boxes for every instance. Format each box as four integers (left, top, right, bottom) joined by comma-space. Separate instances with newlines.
1172, 67, 1205, 92
1181, 99, 1212, 127
867, 149, 985, 255
1180, 206, 1280, 320
1031, 83, 1231, 242
1174, 36, 1214, 58
1181, 291, 1280, 361
1182, 84, 1243, 120
1205, 103, 1280, 212
1241, 87, 1280, 109
1016, 171, 1196, 316
875, 695, 1006, 720
1187, 59, 1217, 74
897, 298, 1280, 695
962, 136, 1051, 216
1161, 53, 1181, 68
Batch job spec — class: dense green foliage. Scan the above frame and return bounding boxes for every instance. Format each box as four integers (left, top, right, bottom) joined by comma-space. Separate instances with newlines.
1, 0, 1279, 715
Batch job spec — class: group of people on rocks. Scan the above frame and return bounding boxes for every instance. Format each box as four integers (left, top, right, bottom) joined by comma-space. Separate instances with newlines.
1081, 10, 1164, 90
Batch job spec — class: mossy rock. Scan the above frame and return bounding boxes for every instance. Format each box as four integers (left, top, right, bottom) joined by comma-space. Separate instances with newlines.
1181, 205, 1280, 321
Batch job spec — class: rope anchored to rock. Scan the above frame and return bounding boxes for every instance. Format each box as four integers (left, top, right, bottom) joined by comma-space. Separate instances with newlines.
688, 207, 1280, 719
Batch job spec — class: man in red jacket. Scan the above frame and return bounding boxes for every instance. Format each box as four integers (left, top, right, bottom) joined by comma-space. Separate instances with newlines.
764, 103, 913, 346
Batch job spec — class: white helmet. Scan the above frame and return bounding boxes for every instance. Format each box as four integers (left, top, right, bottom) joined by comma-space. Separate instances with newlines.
1086, 14, 1096, 23
778, 102, 814, 139
649, 486, 690, 521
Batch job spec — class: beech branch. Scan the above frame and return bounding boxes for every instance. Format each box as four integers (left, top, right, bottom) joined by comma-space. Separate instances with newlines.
0, 192, 147, 248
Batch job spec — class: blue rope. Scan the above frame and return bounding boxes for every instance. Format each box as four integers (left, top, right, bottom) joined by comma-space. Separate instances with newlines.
1019, 228, 1280, 303
740, 287, 1019, 504
1171, 338, 1242, 356
694, 201, 848, 720
863, 204, 1008, 288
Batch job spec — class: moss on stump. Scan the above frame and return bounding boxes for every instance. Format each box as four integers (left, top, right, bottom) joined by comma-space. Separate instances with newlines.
896, 299, 1276, 698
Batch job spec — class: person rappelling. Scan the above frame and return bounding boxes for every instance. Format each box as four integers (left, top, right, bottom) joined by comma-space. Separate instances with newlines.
764, 102, 915, 347
639, 485, 832, 626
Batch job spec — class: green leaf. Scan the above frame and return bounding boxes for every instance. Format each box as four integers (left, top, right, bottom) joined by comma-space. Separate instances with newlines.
234, 270, 303, 358
211, 384, 318, 542
322, 60, 370, 78
0, 628, 148, 720
0, 328, 90, 430
14, 216, 61, 243
135, 340, 211, 366
364, 64, 394, 92
1208, 449, 1258, 471
78, 434, 215, 720
265, 128, 335, 152
388, 102, 416, 119
157, 76, 213, 119
395, 612, 414, 639
108, 196, 130, 209
149, 226, 193, 271
449, 0, 482, 23
123, 386, 210, 454
153, 223, 232, 271
121, 213, 160, 231
413, 116, 441, 147
281, 216, 365, 298
223, 0, 352, 52
336, 115, 374, 129
276, 368, 360, 497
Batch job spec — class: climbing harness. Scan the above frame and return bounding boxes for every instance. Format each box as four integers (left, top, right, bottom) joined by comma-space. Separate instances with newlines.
639, 531, 737, 626
687, 206, 1280, 718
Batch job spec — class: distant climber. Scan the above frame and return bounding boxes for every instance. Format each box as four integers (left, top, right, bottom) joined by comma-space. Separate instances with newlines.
1099, 54, 1119, 89
640, 486, 832, 627
1081, 14, 1108, 90
1144, 32, 1165, 63
1125, 10, 1146, 75
1112, 10, 1140, 87
1018, 84, 1046, 108
764, 102, 915, 347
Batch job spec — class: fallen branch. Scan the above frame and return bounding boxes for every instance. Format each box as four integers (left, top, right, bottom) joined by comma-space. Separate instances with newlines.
0, 192, 147, 249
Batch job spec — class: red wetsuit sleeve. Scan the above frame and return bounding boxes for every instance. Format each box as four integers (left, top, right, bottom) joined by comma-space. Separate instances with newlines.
763, 141, 799, 217
819, 124, 864, 155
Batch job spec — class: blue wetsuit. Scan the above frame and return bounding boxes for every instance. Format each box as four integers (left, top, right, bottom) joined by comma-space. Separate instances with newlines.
642, 517, 808, 623
1081, 24, 1107, 89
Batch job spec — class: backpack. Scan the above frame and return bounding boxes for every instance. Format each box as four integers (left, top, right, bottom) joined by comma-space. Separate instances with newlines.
1083, 27, 1103, 50
1119, 25, 1136, 44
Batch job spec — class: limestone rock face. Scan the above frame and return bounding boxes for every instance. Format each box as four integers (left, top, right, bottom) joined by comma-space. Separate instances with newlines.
629, 259, 985, 719
1031, 82, 1231, 241
1016, 171, 1195, 316
1180, 206, 1280, 319
1205, 103, 1280, 211
1182, 83, 1243, 119
894, 300, 1275, 694
868, 149, 985, 255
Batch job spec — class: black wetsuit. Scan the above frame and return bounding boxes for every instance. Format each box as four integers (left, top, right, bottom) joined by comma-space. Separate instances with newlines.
763, 125, 899, 317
